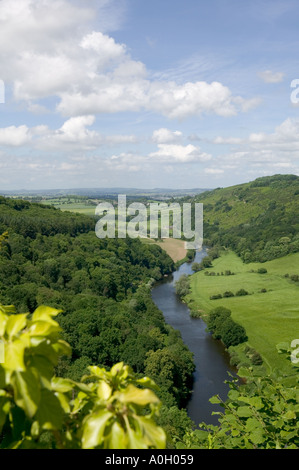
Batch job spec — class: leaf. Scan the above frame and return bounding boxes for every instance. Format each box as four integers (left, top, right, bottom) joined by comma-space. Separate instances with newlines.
245, 417, 261, 432
125, 424, 148, 450
228, 390, 240, 401
82, 410, 113, 449
105, 421, 127, 449
209, 395, 222, 405
31, 306, 61, 325
136, 376, 159, 391
51, 377, 75, 393
0, 305, 16, 315
0, 312, 8, 336
236, 406, 252, 418
117, 385, 160, 406
28, 321, 61, 338
284, 410, 296, 420
11, 370, 41, 418
36, 389, 64, 430
97, 381, 112, 401
134, 415, 166, 449
4, 339, 28, 371
6, 314, 28, 339
248, 428, 264, 445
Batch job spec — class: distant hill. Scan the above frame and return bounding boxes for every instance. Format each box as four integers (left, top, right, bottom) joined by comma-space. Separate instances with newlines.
187, 174, 299, 263
0, 187, 210, 199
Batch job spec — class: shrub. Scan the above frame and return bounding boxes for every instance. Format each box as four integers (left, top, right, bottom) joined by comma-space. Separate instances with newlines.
223, 291, 234, 298
175, 274, 191, 298
258, 268, 267, 274
221, 319, 248, 347
210, 294, 222, 300
235, 289, 249, 296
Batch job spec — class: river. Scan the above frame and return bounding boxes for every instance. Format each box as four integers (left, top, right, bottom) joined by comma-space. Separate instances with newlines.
151, 248, 237, 425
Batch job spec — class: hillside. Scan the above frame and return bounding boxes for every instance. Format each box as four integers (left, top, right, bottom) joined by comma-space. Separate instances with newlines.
186, 174, 299, 263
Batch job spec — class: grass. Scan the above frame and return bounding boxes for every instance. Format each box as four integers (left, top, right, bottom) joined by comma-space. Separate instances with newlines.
187, 250, 299, 374
42, 198, 97, 216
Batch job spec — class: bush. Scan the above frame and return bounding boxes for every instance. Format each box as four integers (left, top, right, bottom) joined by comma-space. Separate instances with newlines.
206, 306, 248, 347
235, 289, 249, 296
210, 294, 222, 300
258, 268, 267, 274
221, 319, 248, 347
223, 291, 234, 298
175, 274, 191, 298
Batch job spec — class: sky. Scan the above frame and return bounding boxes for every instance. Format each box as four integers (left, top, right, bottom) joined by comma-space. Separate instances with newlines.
0, 0, 299, 190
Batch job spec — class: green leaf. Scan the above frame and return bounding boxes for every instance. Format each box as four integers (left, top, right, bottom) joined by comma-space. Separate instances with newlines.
106, 421, 127, 449
97, 381, 112, 400
117, 384, 160, 406
82, 410, 113, 449
248, 428, 264, 445
245, 417, 261, 432
134, 415, 166, 449
11, 370, 41, 418
36, 389, 64, 430
4, 338, 28, 371
31, 306, 61, 325
28, 321, 61, 338
136, 376, 159, 391
209, 395, 222, 405
51, 377, 75, 393
6, 314, 28, 339
236, 406, 252, 418
284, 410, 296, 420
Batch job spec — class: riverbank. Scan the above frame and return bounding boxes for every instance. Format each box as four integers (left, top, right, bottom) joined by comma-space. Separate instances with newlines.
151, 248, 237, 425
185, 250, 299, 375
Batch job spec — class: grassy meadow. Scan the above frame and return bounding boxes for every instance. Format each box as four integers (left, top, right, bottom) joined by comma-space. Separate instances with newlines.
187, 250, 299, 373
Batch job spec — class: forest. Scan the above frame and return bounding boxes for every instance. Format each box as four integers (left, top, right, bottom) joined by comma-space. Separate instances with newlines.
0, 177, 298, 449
0, 196, 195, 447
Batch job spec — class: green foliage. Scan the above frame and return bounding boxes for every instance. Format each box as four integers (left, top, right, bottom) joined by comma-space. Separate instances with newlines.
177, 360, 299, 449
0, 303, 166, 449
206, 306, 248, 347
187, 174, 299, 263
175, 274, 191, 298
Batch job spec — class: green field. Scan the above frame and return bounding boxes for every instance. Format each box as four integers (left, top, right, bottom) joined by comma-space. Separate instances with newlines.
41, 198, 98, 216
187, 250, 299, 373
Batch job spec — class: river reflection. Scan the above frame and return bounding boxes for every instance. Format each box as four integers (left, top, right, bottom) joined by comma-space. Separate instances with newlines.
151, 248, 237, 425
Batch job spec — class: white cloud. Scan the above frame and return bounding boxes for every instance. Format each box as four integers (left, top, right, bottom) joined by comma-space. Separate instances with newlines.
152, 128, 183, 144
149, 144, 212, 163
0, 0, 259, 120
0, 125, 31, 146
210, 117, 299, 177
258, 70, 285, 83
0, 116, 137, 152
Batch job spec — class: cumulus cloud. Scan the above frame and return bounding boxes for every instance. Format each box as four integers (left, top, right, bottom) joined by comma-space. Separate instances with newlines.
0, 0, 258, 120
0, 125, 32, 146
149, 144, 212, 163
152, 128, 183, 144
210, 118, 299, 177
0, 116, 137, 152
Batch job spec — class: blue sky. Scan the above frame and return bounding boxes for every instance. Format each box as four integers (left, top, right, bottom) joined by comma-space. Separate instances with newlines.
0, 0, 298, 190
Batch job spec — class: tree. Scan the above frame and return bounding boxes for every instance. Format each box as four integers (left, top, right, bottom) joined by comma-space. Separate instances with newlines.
176, 359, 298, 449
0, 303, 166, 449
